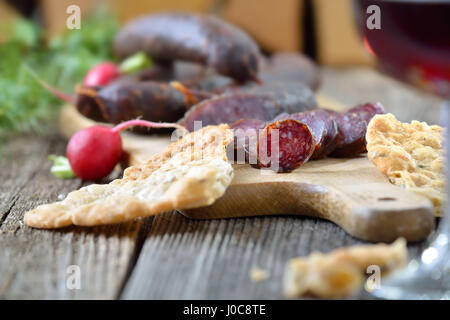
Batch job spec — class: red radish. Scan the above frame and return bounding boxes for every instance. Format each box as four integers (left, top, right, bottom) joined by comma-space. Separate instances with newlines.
83, 62, 121, 87
24, 51, 152, 99
67, 126, 122, 181
82, 52, 152, 87
66, 120, 188, 181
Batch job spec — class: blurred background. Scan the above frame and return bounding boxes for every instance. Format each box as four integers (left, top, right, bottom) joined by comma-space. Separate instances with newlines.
0, 0, 443, 140
0, 0, 374, 66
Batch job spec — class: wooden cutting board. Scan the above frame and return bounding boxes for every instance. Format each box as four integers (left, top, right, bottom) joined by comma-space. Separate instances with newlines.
58, 104, 435, 242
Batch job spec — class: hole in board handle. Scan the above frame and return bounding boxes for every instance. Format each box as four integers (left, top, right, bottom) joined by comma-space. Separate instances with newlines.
378, 197, 396, 201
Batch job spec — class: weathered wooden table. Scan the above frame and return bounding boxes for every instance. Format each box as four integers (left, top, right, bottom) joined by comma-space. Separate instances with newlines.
0, 68, 443, 299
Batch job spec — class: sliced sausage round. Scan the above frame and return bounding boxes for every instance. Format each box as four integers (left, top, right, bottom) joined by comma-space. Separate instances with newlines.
256, 119, 315, 172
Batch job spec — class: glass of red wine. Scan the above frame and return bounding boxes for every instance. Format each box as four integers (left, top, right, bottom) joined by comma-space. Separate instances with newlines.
354, 0, 450, 299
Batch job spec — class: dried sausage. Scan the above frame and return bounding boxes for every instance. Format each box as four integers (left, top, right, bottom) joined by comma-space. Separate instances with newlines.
328, 111, 367, 157
302, 109, 338, 159
76, 81, 205, 125
179, 82, 317, 131
273, 109, 338, 159
259, 52, 322, 91
348, 102, 386, 124
276, 113, 326, 159
256, 119, 315, 172
114, 12, 260, 82
230, 118, 265, 153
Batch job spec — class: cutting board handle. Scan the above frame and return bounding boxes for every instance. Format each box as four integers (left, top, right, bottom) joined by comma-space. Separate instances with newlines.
182, 162, 435, 242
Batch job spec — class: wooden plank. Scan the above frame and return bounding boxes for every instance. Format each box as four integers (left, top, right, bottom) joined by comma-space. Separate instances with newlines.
319, 68, 443, 125
0, 135, 149, 299
122, 211, 432, 299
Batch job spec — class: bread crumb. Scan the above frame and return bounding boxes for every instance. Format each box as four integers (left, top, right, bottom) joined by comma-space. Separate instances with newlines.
250, 268, 270, 282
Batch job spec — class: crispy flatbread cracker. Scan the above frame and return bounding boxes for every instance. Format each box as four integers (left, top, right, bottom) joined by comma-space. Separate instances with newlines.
366, 114, 444, 216
284, 238, 407, 299
24, 124, 234, 228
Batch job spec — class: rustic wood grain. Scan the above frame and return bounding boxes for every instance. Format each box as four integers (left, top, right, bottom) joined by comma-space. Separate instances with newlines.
121, 211, 434, 299
320, 68, 443, 125
182, 159, 434, 242
0, 135, 149, 299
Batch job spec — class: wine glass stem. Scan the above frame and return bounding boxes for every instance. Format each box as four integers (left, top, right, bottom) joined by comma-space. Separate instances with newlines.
441, 100, 450, 236
428, 100, 450, 259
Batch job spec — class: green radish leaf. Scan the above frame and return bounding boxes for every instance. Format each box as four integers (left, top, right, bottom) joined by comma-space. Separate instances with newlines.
48, 155, 76, 179
119, 51, 152, 74
13, 19, 42, 48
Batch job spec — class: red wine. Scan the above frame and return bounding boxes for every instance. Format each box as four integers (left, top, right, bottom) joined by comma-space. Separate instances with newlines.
356, 0, 450, 98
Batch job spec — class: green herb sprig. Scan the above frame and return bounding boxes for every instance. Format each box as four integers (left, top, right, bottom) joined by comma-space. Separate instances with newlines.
0, 7, 118, 141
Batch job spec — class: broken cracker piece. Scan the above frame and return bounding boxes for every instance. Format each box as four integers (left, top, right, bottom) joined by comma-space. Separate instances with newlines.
24, 124, 234, 228
284, 238, 407, 299
366, 114, 444, 216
